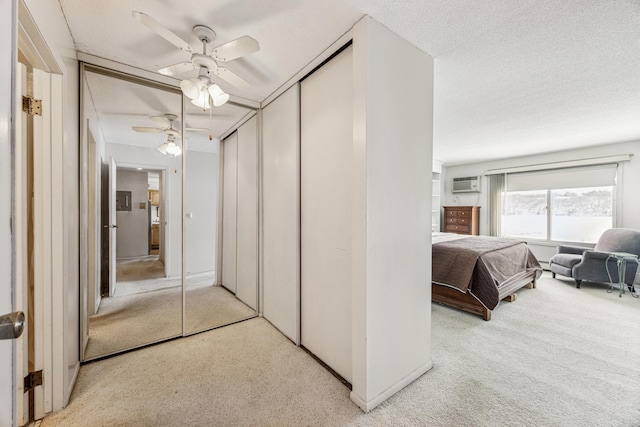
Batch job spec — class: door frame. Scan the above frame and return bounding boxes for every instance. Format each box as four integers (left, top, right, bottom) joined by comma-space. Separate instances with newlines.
14, 0, 67, 422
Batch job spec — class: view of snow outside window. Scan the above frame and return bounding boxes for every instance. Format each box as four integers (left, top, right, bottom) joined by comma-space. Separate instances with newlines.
502, 186, 613, 243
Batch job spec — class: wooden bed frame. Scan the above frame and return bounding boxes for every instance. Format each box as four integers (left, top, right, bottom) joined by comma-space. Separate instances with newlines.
432, 270, 538, 321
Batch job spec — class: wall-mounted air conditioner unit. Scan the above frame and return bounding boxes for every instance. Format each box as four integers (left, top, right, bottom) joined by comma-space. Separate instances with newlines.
452, 176, 480, 193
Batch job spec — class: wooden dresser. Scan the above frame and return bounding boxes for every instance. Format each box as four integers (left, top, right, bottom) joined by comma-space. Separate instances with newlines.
443, 206, 480, 235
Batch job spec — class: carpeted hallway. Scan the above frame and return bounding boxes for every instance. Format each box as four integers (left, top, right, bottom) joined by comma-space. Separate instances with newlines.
42, 272, 640, 426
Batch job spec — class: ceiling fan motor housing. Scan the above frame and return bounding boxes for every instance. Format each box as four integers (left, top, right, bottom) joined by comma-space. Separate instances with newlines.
192, 54, 218, 75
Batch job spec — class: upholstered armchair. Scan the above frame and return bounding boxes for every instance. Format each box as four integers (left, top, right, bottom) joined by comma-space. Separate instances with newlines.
549, 228, 640, 289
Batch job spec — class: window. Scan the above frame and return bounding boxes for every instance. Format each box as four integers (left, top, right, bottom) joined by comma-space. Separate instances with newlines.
502, 190, 547, 240
550, 187, 613, 243
501, 165, 616, 244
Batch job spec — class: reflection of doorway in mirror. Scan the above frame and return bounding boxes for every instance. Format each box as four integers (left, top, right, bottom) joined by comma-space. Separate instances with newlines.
148, 171, 160, 254
113, 168, 171, 296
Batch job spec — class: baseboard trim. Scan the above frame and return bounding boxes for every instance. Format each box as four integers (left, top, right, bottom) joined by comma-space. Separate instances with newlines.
349, 359, 433, 412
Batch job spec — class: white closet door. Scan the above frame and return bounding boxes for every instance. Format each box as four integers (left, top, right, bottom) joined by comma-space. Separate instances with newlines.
222, 133, 238, 293
262, 85, 301, 343
300, 46, 353, 382
235, 116, 258, 310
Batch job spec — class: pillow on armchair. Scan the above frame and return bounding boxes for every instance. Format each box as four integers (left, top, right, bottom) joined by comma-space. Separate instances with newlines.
549, 228, 640, 289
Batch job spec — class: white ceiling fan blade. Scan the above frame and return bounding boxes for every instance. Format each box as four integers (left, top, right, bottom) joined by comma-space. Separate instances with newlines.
132, 11, 193, 54
158, 62, 195, 77
211, 36, 259, 62
149, 115, 171, 129
185, 127, 210, 132
213, 66, 251, 90
132, 126, 163, 133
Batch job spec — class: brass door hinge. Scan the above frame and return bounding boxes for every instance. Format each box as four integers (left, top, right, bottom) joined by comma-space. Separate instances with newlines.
22, 95, 42, 116
24, 370, 43, 392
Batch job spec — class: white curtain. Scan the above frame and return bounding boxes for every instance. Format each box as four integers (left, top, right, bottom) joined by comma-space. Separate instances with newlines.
488, 173, 505, 236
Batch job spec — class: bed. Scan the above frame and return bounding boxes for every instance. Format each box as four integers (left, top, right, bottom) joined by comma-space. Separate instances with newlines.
432, 232, 542, 320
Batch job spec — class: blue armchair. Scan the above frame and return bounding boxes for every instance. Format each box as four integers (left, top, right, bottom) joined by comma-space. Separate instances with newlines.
549, 228, 640, 289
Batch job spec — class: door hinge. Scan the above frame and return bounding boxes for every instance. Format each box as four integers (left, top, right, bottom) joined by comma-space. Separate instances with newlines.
22, 95, 42, 116
24, 370, 43, 392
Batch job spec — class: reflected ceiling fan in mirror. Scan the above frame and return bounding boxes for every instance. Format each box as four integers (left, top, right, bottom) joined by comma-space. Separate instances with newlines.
132, 114, 183, 156
132, 113, 180, 136
132, 11, 260, 110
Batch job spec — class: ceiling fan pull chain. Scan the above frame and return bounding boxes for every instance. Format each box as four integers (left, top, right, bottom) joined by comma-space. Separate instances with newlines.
209, 102, 213, 141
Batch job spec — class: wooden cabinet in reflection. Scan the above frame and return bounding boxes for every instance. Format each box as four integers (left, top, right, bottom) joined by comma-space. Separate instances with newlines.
151, 224, 160, 249
148, 190, 159, 206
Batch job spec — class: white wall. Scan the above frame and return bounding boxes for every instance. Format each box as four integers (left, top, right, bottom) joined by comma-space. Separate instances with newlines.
185, 151, 218, 275
442, 141, 640, 263
350, 16, 434, 411
116, 169, 149, 258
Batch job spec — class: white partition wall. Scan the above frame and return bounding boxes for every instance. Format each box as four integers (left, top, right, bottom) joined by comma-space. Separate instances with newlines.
262, 85, 301, 343
221, 133, 238, 293
350, 17, 433, 411
300, 46, 354, 382
236, 116, 258, 310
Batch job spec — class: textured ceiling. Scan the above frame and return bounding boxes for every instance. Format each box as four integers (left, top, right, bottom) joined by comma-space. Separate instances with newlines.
61, 0, 640, 164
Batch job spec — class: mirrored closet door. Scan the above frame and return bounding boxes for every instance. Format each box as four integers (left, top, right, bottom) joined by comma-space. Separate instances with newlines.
80, 65, 184, 360
80, 64, 260, 361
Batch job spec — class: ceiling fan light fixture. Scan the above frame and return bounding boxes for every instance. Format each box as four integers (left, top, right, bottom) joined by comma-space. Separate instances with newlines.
180, 78, 203, 100
157, 143, 168, 155
165, 141, 182, 156
190, 89, 211, 109
208, 84, 229, 107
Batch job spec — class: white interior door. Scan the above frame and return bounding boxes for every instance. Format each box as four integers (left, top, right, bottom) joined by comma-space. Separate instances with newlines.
300, 46, 353, 382
108, 157, 117, 297
0, 6, 12, 423
14, 60, 29, 427
0, 66, 14, 425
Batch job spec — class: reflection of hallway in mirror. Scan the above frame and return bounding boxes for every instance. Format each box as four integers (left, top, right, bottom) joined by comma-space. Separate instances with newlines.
85, 266, 256, 360
114, 255, 167, 297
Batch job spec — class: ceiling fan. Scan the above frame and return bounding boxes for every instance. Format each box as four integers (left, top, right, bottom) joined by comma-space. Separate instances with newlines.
132, 114, 180, 137
132, 114, 184, 156
132, 11, 260, 109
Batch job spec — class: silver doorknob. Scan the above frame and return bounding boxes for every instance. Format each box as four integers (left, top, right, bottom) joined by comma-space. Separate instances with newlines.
0, 311, 25, 340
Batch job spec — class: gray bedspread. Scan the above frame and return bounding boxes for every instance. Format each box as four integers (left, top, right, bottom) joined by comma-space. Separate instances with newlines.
432, 236, 542, 309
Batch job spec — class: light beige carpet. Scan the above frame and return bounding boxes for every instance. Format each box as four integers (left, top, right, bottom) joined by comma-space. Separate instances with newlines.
46, 272, 640, 426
